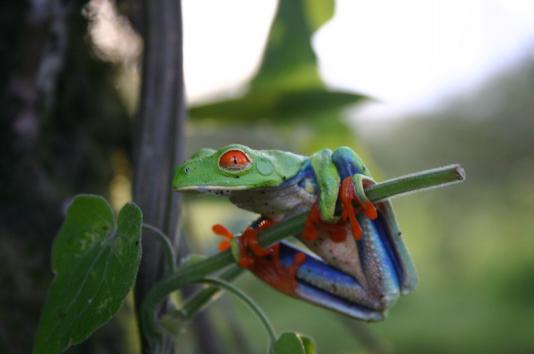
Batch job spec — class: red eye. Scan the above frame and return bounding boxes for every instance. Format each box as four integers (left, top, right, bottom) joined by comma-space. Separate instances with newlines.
219, 150, 251, 171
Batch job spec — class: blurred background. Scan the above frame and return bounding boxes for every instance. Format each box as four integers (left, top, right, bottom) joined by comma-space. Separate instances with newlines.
2, 0, 534, 353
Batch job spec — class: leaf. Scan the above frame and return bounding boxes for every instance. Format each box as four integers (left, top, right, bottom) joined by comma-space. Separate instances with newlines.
189, 0, 368, 124
189, 90, 365, 122
298, 334, 316, 354
271, 332, 306, 354
249, 0, 323, 91
32, 195, 142, 354
303, 0, 335, 33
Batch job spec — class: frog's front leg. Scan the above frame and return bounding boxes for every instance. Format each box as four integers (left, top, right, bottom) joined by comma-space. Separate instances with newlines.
304, 149, 377, 242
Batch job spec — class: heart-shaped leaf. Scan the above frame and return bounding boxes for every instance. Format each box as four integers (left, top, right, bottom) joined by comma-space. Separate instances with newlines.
32, 195, 142, 354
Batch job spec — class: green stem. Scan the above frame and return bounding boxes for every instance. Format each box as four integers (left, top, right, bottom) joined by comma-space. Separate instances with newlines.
180, 265, 243, 320
197, 277, 277, 343
365, 164, 465, 202
141, 164, 465, 347
142, 224, 177, 273
141, 251, 235, 345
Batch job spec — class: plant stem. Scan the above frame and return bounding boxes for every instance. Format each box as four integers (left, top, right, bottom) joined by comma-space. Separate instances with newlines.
365, 164, 465, 202
180, 265, 243, 320
141, 164, 465, 346
141, 252, 235, 346
142, 224, 177, 273
197, 277, 278, 343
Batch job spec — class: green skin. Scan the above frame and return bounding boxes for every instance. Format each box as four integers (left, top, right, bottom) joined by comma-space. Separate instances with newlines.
173, 144, 417, 320
172, 144, 358, 221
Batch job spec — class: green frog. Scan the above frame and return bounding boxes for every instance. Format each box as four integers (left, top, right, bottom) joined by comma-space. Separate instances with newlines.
173, 144, 417, 321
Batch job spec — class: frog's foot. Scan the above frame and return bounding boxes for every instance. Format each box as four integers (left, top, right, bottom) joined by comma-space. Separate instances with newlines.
237, 220, 274, 268
249, 244, 307, 296
213, 219, 306, 274
340, 175, 378, 240
303, 203, 347, 242
212, 221, 271, 267
212, 224, 234, 252
214, 220, 307, 295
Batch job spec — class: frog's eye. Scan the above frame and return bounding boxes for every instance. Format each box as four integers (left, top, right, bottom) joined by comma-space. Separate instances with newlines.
219, 149, 251, 171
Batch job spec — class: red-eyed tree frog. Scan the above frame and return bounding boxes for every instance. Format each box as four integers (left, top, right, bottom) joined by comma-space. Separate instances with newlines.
173, 144, 417, 321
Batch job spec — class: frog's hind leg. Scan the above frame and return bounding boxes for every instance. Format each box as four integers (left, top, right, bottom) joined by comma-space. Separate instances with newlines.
218, 217, 385, 320
278, 241, 386, 321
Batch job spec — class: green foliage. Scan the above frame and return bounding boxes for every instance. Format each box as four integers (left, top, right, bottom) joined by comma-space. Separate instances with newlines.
32, 195, 142, 354
189, 0, 365, 138
189, 90, 363, 122
303, 0, 335, 33
248, 0, 324, 91
271, 332, 316, 354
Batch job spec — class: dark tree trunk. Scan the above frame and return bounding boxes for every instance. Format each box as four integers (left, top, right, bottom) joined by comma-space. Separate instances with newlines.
129, 1, 226, 352
131, 0, 185, 352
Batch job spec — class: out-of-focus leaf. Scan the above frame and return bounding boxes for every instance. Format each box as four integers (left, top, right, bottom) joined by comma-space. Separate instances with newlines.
249, 0, 322, 91
189, 0, 368, 123
304, 0, 335, 33
189, 90, 365, 121
271, 332, 306, 354
32, 195, 142, 354
298, 334, 316, 354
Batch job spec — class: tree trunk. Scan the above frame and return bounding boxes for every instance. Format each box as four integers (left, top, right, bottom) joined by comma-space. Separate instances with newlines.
132, 0, 185, 352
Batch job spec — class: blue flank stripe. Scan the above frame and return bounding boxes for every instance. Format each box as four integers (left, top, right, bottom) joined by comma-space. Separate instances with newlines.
279, 160, 316, 189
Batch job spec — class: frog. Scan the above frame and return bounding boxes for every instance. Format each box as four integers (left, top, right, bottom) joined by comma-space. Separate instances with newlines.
172, 144, 417, 321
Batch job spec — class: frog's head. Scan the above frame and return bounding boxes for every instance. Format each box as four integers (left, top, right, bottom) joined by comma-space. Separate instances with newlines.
173, 144, 307, 192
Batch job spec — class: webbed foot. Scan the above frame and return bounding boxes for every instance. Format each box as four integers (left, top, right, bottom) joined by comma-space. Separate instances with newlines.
212, 224, 234, 252
212, 220, 307, 295
302, 175, 378, 242
303, 203, 347, 242
339, 175, 378, 240
212, 222, 272, 267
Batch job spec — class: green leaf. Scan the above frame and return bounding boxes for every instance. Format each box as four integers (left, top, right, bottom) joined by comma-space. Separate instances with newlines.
189, 90, 365, 122
189, 0, 368, 124
271, 332, 306, 354
304, 0, 335, 33
298, 334, 316, 354
32, 195, 142, 354
249, 0, 322, 91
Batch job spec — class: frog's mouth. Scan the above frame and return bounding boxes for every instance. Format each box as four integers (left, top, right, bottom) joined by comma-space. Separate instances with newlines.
175, 185, 261, 198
